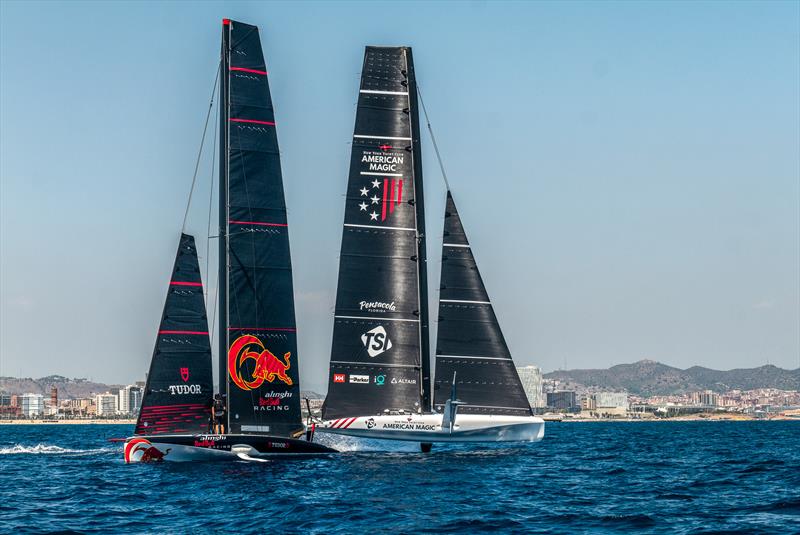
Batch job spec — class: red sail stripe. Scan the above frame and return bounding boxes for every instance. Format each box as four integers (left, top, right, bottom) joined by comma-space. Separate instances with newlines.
389, 179, 395, 214
170, 281, 202, 287
227, 327, 296, 332
228, 220, 287, 227
229, 118, 275, 125
397, 179, 403, 204
158, 330, 208, 335
382, 178, 388, 221
230, 66, 268, 75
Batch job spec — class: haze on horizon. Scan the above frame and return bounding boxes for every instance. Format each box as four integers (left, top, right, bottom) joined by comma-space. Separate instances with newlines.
1, 1, 798, 392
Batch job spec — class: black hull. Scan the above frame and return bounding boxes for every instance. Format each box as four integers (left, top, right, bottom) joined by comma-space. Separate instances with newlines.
124, 433, 336, 462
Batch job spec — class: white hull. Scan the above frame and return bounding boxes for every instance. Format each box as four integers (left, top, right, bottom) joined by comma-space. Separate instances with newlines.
317, 414, 545, 443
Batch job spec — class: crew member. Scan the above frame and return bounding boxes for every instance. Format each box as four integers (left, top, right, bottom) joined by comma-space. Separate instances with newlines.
211, 393, 226, 434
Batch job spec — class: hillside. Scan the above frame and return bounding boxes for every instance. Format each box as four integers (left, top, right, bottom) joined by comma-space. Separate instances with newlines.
544, 360, 800, 396
0, 376, 124, 398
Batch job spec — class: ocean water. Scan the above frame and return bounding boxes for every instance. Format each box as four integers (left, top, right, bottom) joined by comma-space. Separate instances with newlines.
0, 422, 798, 534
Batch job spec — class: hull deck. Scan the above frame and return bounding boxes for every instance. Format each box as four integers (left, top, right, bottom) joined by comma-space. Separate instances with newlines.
123, 433, 337, 462
317, 414, 545, 443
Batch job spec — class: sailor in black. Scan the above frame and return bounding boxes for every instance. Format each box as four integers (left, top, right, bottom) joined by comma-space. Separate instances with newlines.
211, 394, 226, 434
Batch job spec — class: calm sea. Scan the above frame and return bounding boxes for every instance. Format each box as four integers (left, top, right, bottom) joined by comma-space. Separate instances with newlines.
0, 422, 798, 534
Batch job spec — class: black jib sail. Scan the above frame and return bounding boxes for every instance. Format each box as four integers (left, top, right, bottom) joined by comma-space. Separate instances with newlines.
218, 19, 303, 437
322, 46, 430, 420
432, 192, 532, 416
135, 233, 213, 435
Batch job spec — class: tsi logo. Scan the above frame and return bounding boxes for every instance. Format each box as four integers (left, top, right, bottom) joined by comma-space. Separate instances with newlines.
361, 326, 393, 358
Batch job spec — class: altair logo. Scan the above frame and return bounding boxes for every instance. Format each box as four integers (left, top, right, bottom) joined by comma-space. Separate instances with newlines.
361, 325, 393, 358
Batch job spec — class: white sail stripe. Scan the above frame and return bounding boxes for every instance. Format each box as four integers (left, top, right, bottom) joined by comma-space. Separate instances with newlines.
334, 315, 420, 322
443, 243, 470, 248
360, 89, 409, 96
360, 171, 403, 177
353, 135, 412, 141
436, 355, 512, 361
344, 223, 416, 232
440, 299, 491, 305
331, 360, 419, 368
458, 404, 531, 411
331, 360, 418, 368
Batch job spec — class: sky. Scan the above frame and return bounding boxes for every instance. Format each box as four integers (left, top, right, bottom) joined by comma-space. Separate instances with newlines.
1, 1, 798, 391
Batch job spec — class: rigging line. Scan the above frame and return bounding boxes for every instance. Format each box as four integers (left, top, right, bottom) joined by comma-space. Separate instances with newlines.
416, 83, 450, 191
182, 63, 221, 233
205, 79, 220, 298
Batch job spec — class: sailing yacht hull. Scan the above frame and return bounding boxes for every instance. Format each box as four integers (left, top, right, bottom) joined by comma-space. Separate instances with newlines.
317, 414, 545, 443
123, 434, 336, 463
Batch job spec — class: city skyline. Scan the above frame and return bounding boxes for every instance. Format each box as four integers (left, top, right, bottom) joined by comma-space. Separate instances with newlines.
2, 2, 798, 391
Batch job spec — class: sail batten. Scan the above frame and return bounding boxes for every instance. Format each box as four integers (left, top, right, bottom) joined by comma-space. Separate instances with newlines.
432, 192, 532, 416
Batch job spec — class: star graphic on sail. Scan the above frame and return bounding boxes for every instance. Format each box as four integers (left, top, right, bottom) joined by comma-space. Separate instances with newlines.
359, 178, 404, 223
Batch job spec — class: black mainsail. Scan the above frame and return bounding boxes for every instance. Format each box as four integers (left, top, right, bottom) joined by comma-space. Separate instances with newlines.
322, 47, 430, 420
432, 192, 532, 416
219, 19, 302, 437
135, 233, 213, 435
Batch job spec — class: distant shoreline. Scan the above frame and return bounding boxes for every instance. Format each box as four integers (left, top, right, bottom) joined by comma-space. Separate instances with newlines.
0, 419, 135, 425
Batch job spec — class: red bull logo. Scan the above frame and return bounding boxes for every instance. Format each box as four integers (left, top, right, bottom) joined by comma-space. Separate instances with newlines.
123, 438, 170, 463
228, 334, 293, 390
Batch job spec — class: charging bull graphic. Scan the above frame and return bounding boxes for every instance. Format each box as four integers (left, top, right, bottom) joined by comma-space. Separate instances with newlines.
228, 334, 293, 390
124, 438, 170, 463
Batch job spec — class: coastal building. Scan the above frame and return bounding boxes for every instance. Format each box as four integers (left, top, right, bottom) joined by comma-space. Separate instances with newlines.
516, 365, 545, 409
95, 393, 118, 416
118, 385, 142, 415
20, 393, 45, 418
690, 391, 719, 407
546, 391, 577, 411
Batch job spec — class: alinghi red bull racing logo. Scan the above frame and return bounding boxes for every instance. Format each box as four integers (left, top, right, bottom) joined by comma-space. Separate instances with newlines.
228, 335, 293, 390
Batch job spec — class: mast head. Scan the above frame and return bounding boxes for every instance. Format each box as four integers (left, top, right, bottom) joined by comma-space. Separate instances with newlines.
222, 18, 230, 25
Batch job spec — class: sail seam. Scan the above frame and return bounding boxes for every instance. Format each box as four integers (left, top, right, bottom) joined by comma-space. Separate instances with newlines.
440, 299, 491, 304
334, 315, 419, 322
359, 89, 409, 96
443, 243, 470, 248
344, 223, 415, 232
331, 361, 418, 368
437, 355, 511, 361
360, 171, 403, 177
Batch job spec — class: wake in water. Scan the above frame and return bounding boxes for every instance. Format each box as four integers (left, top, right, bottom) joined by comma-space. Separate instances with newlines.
0, 443, 114, 456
